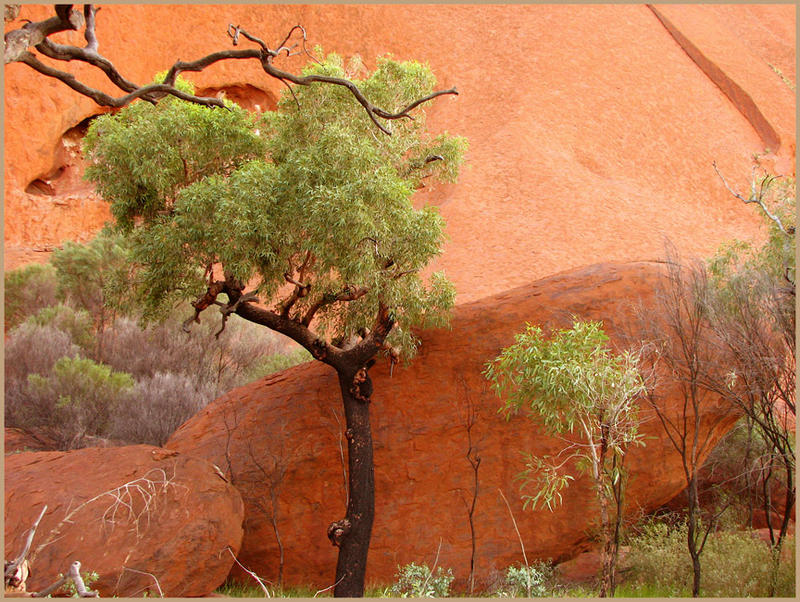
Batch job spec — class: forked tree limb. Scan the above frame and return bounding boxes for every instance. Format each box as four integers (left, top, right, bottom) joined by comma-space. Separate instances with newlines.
5, 5, 459, 133
712, 161, 794, 237
4, 4, 84, 64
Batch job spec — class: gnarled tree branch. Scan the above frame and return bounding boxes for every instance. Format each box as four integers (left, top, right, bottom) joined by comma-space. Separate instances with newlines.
5, 5, 459, 134
301, 285, 369, 327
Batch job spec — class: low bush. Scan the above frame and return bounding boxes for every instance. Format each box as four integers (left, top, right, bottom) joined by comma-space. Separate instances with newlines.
625, 519, 795, 597
4, 322, 80, 430
494, 562, 554, 597
25, 356, 134, 449
5, 306, 309, 448
100, 313, 289, 396
28, 304, 95, 353
391, 562, 454, 598
4, 262, 58, 330
109, 371, 215, 446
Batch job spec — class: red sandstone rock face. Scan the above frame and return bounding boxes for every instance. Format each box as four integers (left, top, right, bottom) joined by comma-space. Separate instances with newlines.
166, 262, 740, 590
4, 445, 244, 597
4, 5, 796, 299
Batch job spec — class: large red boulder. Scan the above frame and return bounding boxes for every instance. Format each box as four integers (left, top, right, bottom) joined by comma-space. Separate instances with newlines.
4, 445, 244, 597
166, 261, 740, 590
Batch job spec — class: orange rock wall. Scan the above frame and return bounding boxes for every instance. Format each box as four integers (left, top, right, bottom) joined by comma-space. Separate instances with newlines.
167, 262, 741, 590
4, 4, 796, 301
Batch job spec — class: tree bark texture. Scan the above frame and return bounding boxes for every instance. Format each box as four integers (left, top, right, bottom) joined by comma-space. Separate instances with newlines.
331, 366, 376, 597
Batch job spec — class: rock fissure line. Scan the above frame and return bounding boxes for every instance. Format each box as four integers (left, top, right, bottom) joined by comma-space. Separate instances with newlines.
647, 4, 781, 153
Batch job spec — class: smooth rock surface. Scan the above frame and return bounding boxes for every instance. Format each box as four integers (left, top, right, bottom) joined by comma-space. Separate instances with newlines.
167, 261, 740, 589
4, 445, 244, 597
4, 5, 795, 296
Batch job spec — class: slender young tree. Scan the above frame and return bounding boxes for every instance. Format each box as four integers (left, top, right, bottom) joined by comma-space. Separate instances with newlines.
485, 320, 645, 597
636, 249, 732, 598
83, 55, 465, 596
706, 166, 795, 594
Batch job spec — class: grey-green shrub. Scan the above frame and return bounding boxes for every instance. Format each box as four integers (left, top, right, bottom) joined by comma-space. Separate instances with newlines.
109, 371, 215, 446
26, 356, 134, 449
4, 322, 80, 430
391, 562, 454, 598
100, 313, 287, 395
27, 304, 95, 353
495, 563, 553, 597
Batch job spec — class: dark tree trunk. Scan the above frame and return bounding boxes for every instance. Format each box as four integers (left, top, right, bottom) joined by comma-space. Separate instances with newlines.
331, 365, 376, 597
227, 286, 394, 597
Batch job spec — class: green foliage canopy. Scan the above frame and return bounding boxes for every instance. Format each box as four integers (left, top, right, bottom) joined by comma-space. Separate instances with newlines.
84, 56, 466, 359
50, 228, 133, 319
485, 320, 645, 510
26, 356, 134, 448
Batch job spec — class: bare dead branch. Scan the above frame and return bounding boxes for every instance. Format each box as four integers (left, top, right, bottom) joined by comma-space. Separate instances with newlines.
223, 547, 272, 597
18, 51, 227, 108
7, 7, 459, 136
712, 161, 793, 236
34, 37, 140, 95
162, 48, 262, 86
4, 5, 84, 64
119, 566, 164, 598
5, 504, 47, 581
420, 538, 443, 596
82, 4, 98, 51
373, 88, 459, 120
498, 488, 529, 569
4, 4, 21, 23
314, 575, 345, 597
275, 25, 306, 56
228, 24, 272, 54
33, 468, 181, 561
69, 561, 99, 597
32, 574, 68, 597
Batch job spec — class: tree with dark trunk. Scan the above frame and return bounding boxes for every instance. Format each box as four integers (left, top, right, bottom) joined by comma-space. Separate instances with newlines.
81, 48, 464, 597
7, 6, 465, 595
